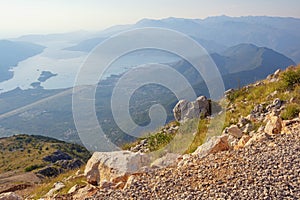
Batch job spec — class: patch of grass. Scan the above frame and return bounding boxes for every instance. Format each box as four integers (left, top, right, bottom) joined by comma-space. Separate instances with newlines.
122, 121, 179, 152
281, 67, 300, 89
185, 119, 208, 154
281, 103, 300, 120
24, 164, 45, 172
147, 132, 175, 152
223, 65, 300, 134
124, 65, 300, 155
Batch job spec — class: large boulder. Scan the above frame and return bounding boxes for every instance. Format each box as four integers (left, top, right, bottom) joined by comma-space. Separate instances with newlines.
173, 96, 210, 122
84, 151, 151, 186
264, 116, 282, 134
192, 135, 229, 158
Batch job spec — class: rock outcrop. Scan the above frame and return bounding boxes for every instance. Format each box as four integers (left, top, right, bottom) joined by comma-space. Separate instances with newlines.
191, 135, 229, 158
173, 96, 210, 122
43, 150, 72, 163
82, 117, 300, 200
84, 151, 151, 187
37, 166, 63, 178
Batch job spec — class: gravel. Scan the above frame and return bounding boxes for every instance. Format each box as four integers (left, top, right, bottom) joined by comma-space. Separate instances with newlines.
86, 126, 300, 200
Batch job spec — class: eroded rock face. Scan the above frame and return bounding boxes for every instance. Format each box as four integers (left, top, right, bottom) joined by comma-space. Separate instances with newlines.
84, 151, 151, 186
55, 159, 83, 170
43, 150, 72, 163
37, 166, 63, 177
173, 96, 210, 122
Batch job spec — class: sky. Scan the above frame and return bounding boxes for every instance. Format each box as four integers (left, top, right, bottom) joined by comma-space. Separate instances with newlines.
1, 0, 300, 38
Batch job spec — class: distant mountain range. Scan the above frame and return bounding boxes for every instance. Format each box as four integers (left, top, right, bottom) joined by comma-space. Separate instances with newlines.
0, 15, 299, 146
65, 16, 300, 63
0, 15, 299, 93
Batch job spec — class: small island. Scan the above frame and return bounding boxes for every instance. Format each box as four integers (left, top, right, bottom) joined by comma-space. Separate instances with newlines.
37, 71, 57, 82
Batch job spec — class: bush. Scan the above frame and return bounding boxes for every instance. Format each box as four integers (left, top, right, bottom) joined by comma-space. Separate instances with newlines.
147, 132, 174, 152
282, 68, 300, 89
24, 164, 45, 172
281, 103, 300, 120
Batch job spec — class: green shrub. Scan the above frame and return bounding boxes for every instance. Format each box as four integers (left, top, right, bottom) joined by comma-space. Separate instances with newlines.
227, 89, 243, 102
147, 132, 174, 152
281, 103, 300, 120
282, 68, 300, 89
24, 164, 45, 172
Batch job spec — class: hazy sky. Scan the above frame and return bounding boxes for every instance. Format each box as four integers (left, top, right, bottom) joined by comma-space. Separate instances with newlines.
1, 0, 300, 38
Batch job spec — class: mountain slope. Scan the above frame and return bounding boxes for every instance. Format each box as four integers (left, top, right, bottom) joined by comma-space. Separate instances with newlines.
0, 134, 91, 195
0, 44, 295, 146
42, 65, 300, 200
0, 134, 90, 174
173, 43, 295, 89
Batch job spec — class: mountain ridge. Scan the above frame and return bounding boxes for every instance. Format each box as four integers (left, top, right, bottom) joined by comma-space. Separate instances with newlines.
63, 15, 300, 62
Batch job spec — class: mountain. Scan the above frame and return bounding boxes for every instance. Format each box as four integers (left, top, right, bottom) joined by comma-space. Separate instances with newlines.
29, 64, 300, 199
3, 16, 298, 95
0, 40, 45, 82
136, 16, 300, 62
214, 44, 296, 88
65, 16, 300, 63
64, 37, 107, 52
169, 44, 295, 89
0, 44, 295, 148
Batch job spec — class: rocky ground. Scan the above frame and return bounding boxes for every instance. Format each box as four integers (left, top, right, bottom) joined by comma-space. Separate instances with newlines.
83, 123, 299, 200
47, 115, 300, 200
3, 68, 299, 199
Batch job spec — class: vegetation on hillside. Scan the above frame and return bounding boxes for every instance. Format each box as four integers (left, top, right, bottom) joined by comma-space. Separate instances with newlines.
226, 65, 300, 126
123, 65, 300, 154
0, 134, 91, 174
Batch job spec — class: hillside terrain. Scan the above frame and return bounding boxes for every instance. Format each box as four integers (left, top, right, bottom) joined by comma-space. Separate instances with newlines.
13, 64, 299, 200
0, 134, 91, 197
0, 44, 294, 147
